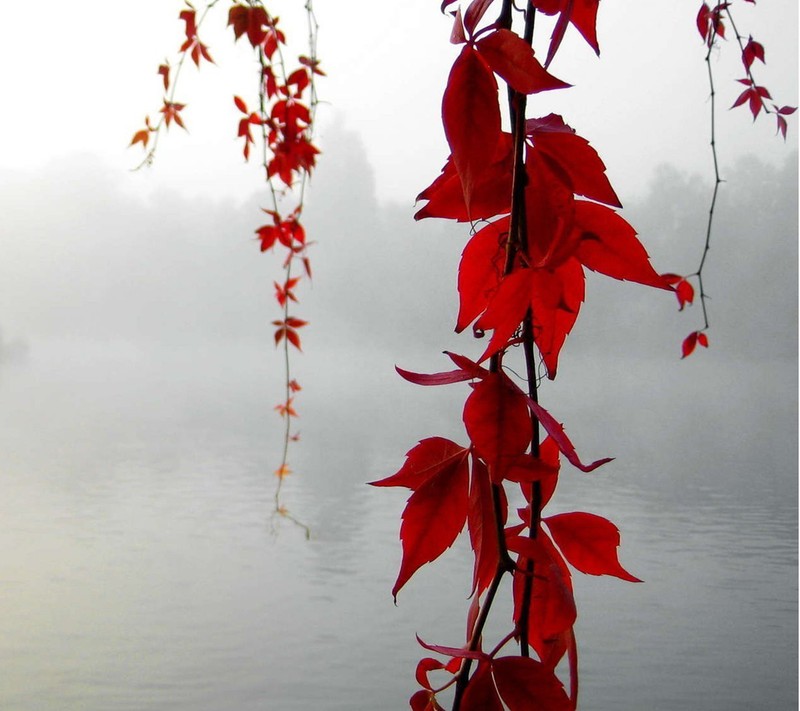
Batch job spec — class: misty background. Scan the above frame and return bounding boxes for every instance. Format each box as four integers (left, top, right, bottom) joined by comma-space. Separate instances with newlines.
0, 114, 796, 709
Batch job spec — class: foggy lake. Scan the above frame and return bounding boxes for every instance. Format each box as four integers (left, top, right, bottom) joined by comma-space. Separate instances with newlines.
0, 135, 796, 709
0, 340, 795, 710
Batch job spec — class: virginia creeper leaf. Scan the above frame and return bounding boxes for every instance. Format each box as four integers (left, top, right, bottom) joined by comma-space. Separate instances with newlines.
476, 29, 570, 95
573, 201, 670, 290
463, 373, 532, 482
460, 661, 505, 711
442, 45, 501, 216
456, 216, 508, 333
545, 511, 642, 582
474, 268, 534, 362
467, 457, 505, 595
508, 533, 576, 663
530, 257, 585, 379
530, 120, 621, 207
370, 437, 469, 490
415, 134, 514, 221
382, 444, 470, 598
492, 656, 573, 710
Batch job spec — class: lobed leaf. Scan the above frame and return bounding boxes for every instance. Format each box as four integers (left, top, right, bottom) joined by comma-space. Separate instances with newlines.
545, 511, 642, 582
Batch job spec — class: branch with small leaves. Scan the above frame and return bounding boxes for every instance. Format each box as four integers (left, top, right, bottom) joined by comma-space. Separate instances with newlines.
130, 1, 322, 531
665, 1, 797, 359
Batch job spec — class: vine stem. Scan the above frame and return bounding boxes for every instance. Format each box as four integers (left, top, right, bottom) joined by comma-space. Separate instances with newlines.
694, 3, 725, 334
452, 3, 541, 706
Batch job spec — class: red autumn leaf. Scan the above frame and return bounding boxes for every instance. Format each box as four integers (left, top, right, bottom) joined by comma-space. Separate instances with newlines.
450, 5, 467, 44
520, 390, 613, 472
160, 101, 187, 130
370, 437, 469, 490
530, 257, 585, 379
456, 217, 508, 333
681, 330, 709, 358
545, 511, 642, 582
517, 436, 561, 508
410, 690, 444, 711
573, 201, 670, 290
524, 148, 576, 269
474, 268, 533, 362
416, 635, 487, 661
395, 365, 475, 387
662, 273, 695, 310
476, 29, 570, 95
463, 373, 532, 482
228, 4, 270, 47
463, 0, 494, 36
492, 656, 573, 711
508, 533, 576, 663
534, 0, 600, 67
130, 129, 149, 149
529, 117, 621, 207
415, 133, 514, 222
732, 80, 771, 120
742, 36, 765, 69
158, 63, 170, 91
467, 457, 505, 595
415, 657, 446, 691
442, 45, 501, 216
388, 451, 470, 598
460, 662, 505, 711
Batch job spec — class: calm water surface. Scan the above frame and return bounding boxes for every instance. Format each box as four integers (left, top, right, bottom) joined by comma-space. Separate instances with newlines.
0, 347, 796, 710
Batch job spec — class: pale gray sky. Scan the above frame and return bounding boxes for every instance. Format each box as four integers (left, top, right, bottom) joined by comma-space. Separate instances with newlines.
0, 1, 796, 205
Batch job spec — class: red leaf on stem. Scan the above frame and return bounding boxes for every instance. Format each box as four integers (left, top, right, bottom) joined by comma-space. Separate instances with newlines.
442, 45, 501, 216
545, 511, 642, 582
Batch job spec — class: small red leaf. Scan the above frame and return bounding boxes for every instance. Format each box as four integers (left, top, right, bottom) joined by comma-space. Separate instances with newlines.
442, 45, 501, 215
492, 656, 572, 711
463, 373, 532, 482
476, 29, 570, 95
545, 511, 642, 582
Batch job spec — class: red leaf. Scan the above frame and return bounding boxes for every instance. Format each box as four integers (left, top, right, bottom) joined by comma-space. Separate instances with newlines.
522, 392, 613, 472
517, 437, 561, 508
529, 119, 621, 207
525, 148, 576, 269
530, 257, 585, 379
455, 216, 509, 333
389, 450, 470, 598
535, 0, 601, 67
681, 331, 699, 358
396, 365, 474, 387
508, 533, 576, 663
464, 0, 494, 36
476, 29, 570, 95
415, 658, 446, 691
415, 134, 514, 222
742, 37, 765, 69
158, 63, 170, 91
463, 373, 532, 482
492, 656, 572, 711
442, 46, 501, 216
467, 457, 505, 595
416, 635, 487, 661
410, 689, 445, 711
545, 511, 642, 582
573, 201, 669, 289
460, 661, 505, 711
130, 129, 149, 149
370, 437, 469, 491
474, 268, 534, 362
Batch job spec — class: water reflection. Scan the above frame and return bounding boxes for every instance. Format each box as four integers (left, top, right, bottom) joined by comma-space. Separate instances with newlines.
0, 349, 795, 710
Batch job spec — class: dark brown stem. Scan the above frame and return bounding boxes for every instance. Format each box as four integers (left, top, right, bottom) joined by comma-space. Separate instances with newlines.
451, 567, 506, 709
